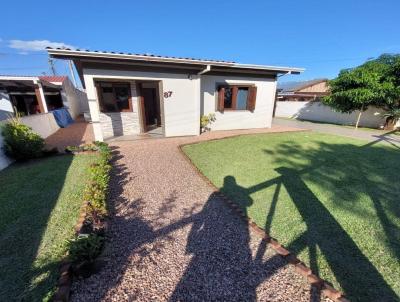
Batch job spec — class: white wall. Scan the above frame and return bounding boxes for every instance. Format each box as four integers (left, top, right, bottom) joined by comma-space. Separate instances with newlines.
201, 75, 277, 131
0, 91, 14, 121
275, 101, 388, 128
0, 123, 12, 170
47, 78, 87, 119
20, 113, 60, 138
82, 68, 200, 140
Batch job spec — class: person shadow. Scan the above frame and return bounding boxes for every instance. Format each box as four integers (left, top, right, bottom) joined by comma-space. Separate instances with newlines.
170, 176, 295, 301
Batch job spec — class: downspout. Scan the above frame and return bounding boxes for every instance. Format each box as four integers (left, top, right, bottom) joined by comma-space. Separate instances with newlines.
198, 64, 211, 75
196, 65, 211, 134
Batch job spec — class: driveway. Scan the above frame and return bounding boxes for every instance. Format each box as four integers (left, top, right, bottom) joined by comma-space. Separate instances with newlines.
274, 118, 400, 147
71, 126, 329, 302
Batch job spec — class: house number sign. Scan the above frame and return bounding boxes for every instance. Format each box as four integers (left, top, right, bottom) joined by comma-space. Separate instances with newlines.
164, 91, 173, 98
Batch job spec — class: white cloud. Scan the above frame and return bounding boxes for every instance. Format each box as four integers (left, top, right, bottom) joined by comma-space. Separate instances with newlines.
8, 39, 76, 52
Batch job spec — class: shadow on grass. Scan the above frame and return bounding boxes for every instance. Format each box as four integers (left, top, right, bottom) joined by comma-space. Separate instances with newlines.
0, 155, 74, 301
257, 140, 400, 301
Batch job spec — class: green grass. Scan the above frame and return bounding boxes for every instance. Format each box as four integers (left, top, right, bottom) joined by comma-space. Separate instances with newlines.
183, 132, 400, 301
0, 154, 98, 301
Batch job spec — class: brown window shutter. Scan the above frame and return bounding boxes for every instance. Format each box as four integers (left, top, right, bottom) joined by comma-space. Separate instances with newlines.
218, 87, 225, 112
247, 86, 257, 112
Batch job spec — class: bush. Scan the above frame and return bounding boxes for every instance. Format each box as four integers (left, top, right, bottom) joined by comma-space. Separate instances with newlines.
82, 143, 111, 220
67, 234, 104, 263
1, 118, 44, 160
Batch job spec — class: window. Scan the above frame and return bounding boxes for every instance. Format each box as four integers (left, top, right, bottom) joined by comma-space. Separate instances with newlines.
217, 85, 257, 112
96, 82, 132, 112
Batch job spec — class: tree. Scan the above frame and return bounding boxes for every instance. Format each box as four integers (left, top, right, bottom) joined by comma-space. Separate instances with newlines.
323, 54, 400, 128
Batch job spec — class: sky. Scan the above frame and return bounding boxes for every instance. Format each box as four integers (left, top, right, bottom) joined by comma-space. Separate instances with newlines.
1, 0, 399, 86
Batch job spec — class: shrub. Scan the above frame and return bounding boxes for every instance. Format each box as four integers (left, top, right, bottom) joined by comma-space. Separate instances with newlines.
82, 143, 111, 220
1, 118, 44, 160
200, 113, 216, 133
67, 234, 104, 263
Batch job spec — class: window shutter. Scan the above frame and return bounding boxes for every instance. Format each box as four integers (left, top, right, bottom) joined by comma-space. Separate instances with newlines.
247, 86, 257, 112
218, 87, 225, 112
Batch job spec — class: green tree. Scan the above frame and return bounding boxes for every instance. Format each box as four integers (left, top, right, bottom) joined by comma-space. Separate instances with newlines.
323, 54, 400, 128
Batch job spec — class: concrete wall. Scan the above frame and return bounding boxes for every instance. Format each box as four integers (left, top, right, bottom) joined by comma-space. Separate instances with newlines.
20, 113, 60, 138
275, 101, 389, 128
0, 113, 60, 170
83, 68, 200, 140
0, 91, 14, 121
46, 78, 87, 119
201, 75, 276, 131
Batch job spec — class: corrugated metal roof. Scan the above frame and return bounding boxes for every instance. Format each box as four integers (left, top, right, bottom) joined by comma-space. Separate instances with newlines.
46, 47, 305, 74
46, 47, 235, 64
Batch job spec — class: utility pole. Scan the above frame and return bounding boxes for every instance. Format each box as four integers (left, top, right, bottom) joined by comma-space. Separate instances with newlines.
48, 58, 56, 76
68, 60, 77, 87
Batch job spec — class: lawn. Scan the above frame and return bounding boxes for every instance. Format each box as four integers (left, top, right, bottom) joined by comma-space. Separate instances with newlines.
183, 132, 400, 301
0, 154, 98, 301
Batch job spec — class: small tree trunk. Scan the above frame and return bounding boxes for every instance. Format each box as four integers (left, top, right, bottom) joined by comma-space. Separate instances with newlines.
355, 104, 364, 129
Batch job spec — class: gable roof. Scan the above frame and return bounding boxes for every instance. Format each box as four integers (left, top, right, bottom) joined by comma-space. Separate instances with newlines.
278, 79, 328, 92
47, 47, 304, 77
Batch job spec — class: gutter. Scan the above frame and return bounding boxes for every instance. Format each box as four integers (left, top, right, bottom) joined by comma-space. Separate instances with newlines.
277, 71, 292, 78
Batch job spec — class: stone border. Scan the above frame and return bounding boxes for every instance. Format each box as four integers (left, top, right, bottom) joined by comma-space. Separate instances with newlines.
52, 201, 89, 302
178, 135, 349, 302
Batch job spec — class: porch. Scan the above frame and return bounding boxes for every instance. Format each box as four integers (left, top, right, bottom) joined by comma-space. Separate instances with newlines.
94, 80, 164, 140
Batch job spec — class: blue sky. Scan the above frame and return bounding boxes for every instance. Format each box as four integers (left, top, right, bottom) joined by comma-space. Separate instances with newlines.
1, 0, 399, 85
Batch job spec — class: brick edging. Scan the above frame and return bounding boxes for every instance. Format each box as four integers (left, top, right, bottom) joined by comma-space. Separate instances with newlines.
178, 139, 349, 302
52, 200, 89, 302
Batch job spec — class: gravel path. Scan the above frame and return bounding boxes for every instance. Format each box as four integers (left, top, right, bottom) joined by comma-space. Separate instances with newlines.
71, 126, 329, 302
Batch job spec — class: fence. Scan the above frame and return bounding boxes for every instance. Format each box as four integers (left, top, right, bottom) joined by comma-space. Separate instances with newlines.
275, 101, 388, 128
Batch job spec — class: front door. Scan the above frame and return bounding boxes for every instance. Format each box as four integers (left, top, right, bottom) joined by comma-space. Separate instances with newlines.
142, 87, 161, 129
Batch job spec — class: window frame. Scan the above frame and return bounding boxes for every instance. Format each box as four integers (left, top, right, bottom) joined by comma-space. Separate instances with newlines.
217, 84, 256, 112
96, 81, 133, 113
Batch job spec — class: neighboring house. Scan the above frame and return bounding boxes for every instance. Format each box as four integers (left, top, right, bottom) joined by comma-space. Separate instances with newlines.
0, 75, 87, 121
276, 79, 329, 102
274, 78, 388, 128
0, 75, 89, 170
47, 48, 304, 141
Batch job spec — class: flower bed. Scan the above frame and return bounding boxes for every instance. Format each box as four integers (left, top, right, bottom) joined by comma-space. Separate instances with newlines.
53, 141, 112, 302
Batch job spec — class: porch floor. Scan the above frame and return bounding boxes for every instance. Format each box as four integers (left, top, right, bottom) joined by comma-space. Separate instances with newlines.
105, 126, 164, 142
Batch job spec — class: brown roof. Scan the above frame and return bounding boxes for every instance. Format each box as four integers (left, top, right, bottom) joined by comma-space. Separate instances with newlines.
39, 76, 67, 83
278, 79, 328, 92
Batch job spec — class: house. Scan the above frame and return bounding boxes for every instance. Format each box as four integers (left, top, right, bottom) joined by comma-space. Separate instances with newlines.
0, 75, 88, 137
276, 79, 329, 102
0, 75, 86, 120
274, 78, 389, 128
47, 48, 304, 141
